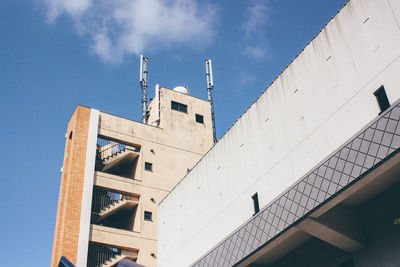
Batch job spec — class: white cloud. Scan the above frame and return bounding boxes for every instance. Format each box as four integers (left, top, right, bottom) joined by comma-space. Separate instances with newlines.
44, 0, 92, 22
242, 1, 269, 39
43, 0, 217, 62
241, 1, 269, 60
238, 71, 255, 86
243, 45, 265, 60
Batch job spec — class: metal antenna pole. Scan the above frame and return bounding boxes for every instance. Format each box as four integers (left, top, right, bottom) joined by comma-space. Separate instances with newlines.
205, 59, 217, 143
140, 55, 149, 124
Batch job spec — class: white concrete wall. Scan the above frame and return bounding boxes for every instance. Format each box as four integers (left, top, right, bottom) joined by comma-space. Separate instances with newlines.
77, 109, 99, 267
158, 0, 400, 266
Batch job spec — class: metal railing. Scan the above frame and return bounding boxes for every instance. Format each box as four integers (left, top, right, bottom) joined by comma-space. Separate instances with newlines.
87, 243, 121, 267
97, 137, 140, 161
91, 188, 136, 213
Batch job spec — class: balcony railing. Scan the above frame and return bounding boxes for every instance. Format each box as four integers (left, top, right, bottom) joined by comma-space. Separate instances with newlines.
87, 243, 121, 267
91, 187, 136, 214
97, 137, 140, 161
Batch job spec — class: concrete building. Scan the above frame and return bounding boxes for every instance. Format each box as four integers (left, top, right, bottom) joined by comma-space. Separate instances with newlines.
158, 0, 400, 266
51, 86, 214, 267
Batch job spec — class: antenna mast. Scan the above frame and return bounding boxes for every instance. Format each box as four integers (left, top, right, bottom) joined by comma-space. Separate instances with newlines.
205, 59, 217, 143
139, 55, 149, 123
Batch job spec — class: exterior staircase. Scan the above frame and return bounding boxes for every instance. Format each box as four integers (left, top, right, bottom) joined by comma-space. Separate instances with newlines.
88, 242, 138, 267
96, 144, 139, 173
100, 254, 137, 267
102, 146, 137, 165
97, 198, 138, 222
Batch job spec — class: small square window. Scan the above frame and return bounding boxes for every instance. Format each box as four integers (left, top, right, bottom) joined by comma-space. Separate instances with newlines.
145, 162, 153, 171
144, 211, 152, 221
195, 114, 204, 124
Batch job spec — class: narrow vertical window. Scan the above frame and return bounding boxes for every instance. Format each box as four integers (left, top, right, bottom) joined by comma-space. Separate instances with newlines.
144, 211, 152, 221
145, 162, 153, 171
374, 86, 390, 114
252, 193, 260, 215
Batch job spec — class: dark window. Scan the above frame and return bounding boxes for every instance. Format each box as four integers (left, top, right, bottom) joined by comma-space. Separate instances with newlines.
145, 162, 153, 171
252, 193, 260, 215
374, 86, 390, 114
195, 114, 204, 124
69, 131, 73, 139
171, 101, 188, 113
144, 211, 152, 221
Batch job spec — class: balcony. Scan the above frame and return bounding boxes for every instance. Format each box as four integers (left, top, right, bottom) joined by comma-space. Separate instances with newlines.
96, 137, 140, 179
87, 242, 138, 267
91, 187, 139, 231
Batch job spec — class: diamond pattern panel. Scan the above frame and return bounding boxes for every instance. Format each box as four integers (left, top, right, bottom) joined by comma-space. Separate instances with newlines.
191, 103, 400, 267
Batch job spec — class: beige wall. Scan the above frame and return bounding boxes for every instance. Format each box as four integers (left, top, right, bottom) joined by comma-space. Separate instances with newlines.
91, 87, 214, 266
157, 87, 213, 155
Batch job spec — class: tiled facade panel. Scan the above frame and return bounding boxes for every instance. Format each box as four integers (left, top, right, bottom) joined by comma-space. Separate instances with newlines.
192, 101, 400, 267
51, 106, 91, 267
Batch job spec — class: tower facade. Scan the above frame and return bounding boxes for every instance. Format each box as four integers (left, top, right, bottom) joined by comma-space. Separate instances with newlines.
51, 86, 214, 267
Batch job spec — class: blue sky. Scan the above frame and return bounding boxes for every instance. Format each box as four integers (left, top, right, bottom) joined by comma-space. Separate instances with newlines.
0, 0, 347, 266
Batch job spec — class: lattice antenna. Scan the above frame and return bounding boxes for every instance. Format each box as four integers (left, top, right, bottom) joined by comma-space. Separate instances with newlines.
205, 59, 217, 143
140, 54, 149, 123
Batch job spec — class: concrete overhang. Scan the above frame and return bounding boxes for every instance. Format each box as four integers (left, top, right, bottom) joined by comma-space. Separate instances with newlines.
242, 150, 400, 266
